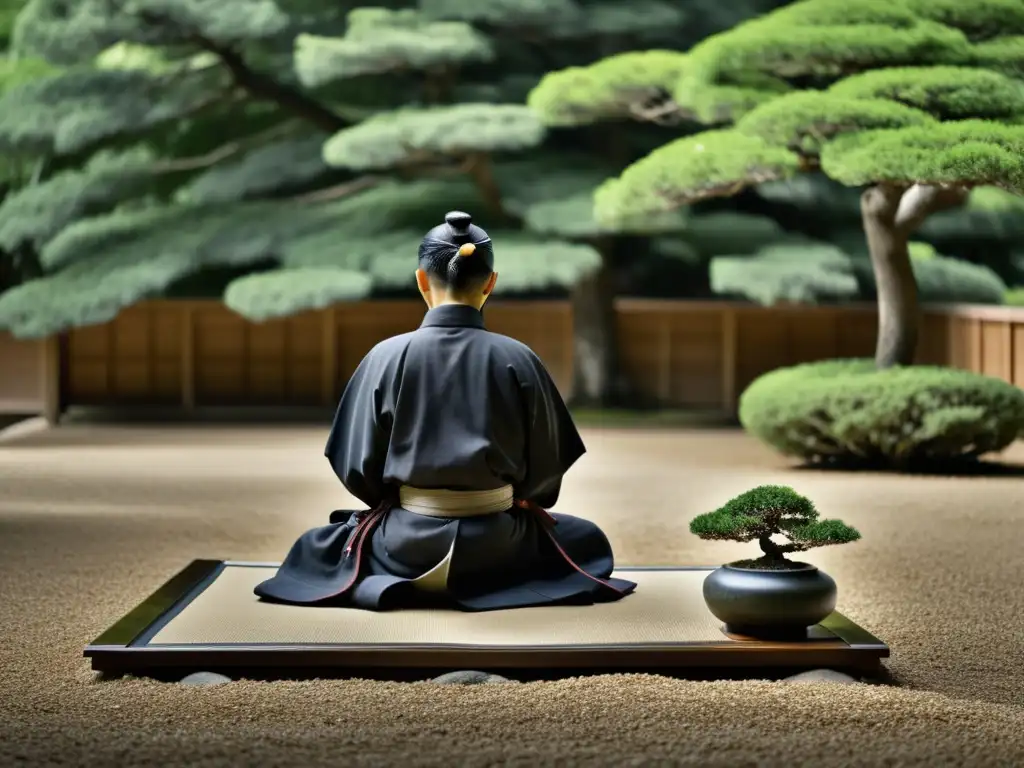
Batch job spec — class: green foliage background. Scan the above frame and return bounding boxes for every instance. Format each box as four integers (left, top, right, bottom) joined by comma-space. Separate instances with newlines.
0, 0, 1021, 341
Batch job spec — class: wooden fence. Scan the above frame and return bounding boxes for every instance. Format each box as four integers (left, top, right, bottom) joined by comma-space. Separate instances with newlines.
1, 299, 1022, 422
54, 300, 573, 409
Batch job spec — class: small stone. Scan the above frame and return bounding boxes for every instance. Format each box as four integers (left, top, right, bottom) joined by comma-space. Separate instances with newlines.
431, 670, 512, 685
179, 671, 232, 685
784, 669, 858, 684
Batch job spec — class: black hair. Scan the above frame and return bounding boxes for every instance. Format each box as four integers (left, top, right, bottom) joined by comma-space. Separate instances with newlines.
417, 211, 495, 292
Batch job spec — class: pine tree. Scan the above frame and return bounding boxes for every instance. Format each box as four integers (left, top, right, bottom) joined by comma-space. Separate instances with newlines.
0, 0, 603, 337
570, 0, 1024, 368
0, 0, 792, 412
525, 1, 802, 403
0, 0, 58, 293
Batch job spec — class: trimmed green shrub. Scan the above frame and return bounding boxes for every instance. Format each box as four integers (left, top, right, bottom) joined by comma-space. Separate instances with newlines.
739, 359, 1024, 468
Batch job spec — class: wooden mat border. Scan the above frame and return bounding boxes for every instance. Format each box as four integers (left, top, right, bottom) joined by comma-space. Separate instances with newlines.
83, 560, 889, 676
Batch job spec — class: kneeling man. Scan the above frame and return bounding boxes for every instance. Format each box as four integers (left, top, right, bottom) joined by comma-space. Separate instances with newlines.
255, 211, 636, 611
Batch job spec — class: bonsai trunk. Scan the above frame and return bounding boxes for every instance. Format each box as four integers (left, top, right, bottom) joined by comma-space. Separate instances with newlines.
758, 534, 786, 562
860, 183, 970, 369
570, 240, 631, 407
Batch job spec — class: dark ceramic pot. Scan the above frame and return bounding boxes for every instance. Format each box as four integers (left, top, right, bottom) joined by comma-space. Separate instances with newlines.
702, 561, 837, 639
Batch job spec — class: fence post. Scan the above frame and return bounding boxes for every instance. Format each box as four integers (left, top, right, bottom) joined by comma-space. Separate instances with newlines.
180, 304, 195, 411
658, 310, 671, 403
1002, 320, 1014, 384
563, 303, 575, 399
720, 306, 738, 414
969, 318, 983, 373
40, 335, 61, 425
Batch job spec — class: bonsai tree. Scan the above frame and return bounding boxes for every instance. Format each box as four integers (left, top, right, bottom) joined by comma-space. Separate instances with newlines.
690, 485, 861, 570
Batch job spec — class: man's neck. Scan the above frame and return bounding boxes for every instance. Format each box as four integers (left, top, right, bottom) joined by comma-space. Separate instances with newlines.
430, 297, 484, 311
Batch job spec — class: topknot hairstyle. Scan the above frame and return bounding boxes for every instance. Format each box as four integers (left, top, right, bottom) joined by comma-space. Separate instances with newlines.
418, 211, 495, 292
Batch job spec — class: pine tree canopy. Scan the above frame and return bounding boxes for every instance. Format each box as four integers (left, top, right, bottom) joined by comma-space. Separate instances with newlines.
11, 0, 291, 65
293, 8, 492, 89
594, 130, 801, 225
175, 132, 331, 204
321, 104, 545, 170
493, 154, 689, 238
224, 267, 373, 321
528, 51, 689, 127
711, 243, 861, 306
420, 0, 688, 40
0, 195, 366, 336
547, 0, 687, 40
670, 212, 789, 258
920, 185, 1024, 240
0, 147, 161, 251
419, 0, 581, 27
0, 66, 225, 155
0, 0, 622, 337
710, 237, 1009, 306
581, 0, 1024, 227
754, 174, 869, 223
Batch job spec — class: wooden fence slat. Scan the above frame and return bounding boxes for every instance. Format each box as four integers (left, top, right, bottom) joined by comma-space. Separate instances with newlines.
720, 307, 737, 414
180, 305, 195, 411
321, 306, 337, 406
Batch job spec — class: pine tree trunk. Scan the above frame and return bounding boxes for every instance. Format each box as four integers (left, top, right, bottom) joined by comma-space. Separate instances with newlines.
465, 153, 509, 223
569, 244, 629, 407
860, 183, 970, 369
860, 185, 919, 368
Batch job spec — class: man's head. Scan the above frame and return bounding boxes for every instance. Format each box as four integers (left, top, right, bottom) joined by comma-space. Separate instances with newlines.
415, 211, 498, 309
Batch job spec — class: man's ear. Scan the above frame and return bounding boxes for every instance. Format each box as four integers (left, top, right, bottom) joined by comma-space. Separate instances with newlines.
415, 269, 433, 306
482, 272, 498, 296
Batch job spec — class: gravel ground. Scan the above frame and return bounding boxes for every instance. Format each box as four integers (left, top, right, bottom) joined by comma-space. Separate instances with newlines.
1, 422, 1022, 767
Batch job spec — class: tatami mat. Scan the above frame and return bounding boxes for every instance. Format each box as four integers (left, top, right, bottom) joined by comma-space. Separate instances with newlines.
149, 566, 731, 646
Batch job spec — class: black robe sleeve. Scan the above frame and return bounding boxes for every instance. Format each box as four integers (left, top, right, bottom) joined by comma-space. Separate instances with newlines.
324, 349, 391, 508
517, 353, 586, 509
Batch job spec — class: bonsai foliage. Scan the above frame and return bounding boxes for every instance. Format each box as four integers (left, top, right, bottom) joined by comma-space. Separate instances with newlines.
690, 485, 861, 566
581, 0, 1024, 369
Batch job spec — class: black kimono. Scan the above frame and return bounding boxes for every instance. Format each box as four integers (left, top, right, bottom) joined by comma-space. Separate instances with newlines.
254, 303, 636, 611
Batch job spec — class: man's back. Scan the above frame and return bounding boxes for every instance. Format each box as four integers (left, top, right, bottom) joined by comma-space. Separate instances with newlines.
357, 304, 583, 501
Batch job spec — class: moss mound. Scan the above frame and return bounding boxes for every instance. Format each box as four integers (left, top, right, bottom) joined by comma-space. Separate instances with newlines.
739, 359, 1024, 468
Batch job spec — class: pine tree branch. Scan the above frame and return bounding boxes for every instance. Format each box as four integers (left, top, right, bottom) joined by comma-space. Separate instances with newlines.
190, 33, 349, 133
148, 120, 303, 173
893, 183, 970, 236
289, 175, 382, 203
125, 5, 350, 133
628, 98, 687, 125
